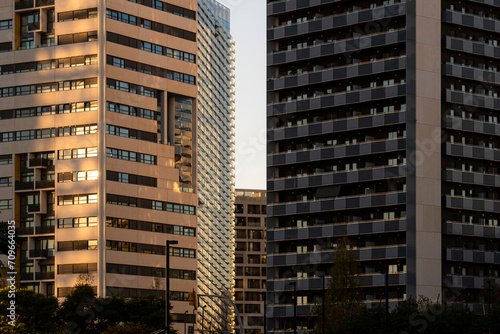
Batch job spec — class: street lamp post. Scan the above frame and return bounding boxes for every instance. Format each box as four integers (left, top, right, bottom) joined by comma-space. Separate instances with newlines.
201, 306, 207, 334
488, 280, 492, 313
166, 240, 179, 332
184, 310, 189, 334
320, 275, 326, 334
261, 291, 267, 334
287, 282, 297, 334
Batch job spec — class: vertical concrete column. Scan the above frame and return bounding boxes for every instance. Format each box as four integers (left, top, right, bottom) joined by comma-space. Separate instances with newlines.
407, 0, 442, 300
97, 0, 107, 298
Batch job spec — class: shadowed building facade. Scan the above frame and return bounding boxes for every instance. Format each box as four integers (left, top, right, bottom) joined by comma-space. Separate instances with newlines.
266, 0, 500, 332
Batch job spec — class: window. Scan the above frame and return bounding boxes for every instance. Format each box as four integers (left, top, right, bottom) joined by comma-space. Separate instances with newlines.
58, 8, 97, 22
58, 240, 97, 251
0, 42, 12, 53
58, 31, 97, 45
0, 177, 12, 187
0, 155, 12, 165
0, 199, 12, 209
58, 147, 98, 160
107, 56, 195, 85
0, 20, 12, 30
58, 194, 98, 205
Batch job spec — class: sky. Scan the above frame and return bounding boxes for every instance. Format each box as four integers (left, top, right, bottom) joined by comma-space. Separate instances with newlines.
217, 0, 267, 190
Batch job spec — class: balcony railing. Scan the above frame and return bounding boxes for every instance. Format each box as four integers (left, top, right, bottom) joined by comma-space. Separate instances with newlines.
27, 21, 40, 31
15, 0, 34, 10
36, 0, 54, 6
17, 227, 34, 235
29, 249, 48, 258
27, 204, 40, 213
35, 180, 55, 189
36, 226, 55, 234
29, 158, 52, 168
35, 272, 55, 280
15, 181, 34, 191
20, 273, 34, 281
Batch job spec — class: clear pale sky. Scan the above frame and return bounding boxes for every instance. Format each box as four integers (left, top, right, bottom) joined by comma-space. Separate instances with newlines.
217, 0, 267, 190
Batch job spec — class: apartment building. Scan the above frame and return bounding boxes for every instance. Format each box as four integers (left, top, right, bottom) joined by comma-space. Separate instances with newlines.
0, 0, 199, 330
234, 189, 266, 334
266, 0, 500, 332
196, 0, 236, 332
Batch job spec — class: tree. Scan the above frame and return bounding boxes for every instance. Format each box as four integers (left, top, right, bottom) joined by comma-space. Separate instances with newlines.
313, 236, 363, 333
0, 287, 61, 333
58, 284, 100, 334
481, 281, 500, 313
102, 323, 154, 333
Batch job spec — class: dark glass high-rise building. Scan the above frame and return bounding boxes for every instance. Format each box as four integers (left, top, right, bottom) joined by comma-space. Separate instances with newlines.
266, 0, 500, 332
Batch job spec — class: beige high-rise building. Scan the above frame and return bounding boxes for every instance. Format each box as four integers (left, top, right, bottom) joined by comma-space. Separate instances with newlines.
0, 0, 199, 330
234, 189, 266, 334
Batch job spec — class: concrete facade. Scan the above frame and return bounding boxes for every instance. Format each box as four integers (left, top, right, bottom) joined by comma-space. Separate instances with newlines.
0, 0, 199, 331
266, 0, 500, 332
234, 189, 266, 334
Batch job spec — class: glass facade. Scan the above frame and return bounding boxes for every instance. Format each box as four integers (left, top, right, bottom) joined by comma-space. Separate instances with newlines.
197, 0, 236, 332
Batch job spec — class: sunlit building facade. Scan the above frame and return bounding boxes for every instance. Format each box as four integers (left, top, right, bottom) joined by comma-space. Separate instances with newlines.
234, 189, 266, 334
0, 0, 199, 330
196, 0, 236, 332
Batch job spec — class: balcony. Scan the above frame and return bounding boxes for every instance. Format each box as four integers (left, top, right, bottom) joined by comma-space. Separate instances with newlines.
35, 180, 55, 189
36, 226, 55, 234
15, 0, 34, 10
27, 204, 40, 213
29, 249, 48, 258
27, 21, 40, 32
29, 158, 51, 168
17, 227, 34, 235
35, 272, 55, 280
15, 181, 34, 191
36, 0, 54, 6
20, 273, 34, 281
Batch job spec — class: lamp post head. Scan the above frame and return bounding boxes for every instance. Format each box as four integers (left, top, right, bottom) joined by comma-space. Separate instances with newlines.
167, 240, 179, 245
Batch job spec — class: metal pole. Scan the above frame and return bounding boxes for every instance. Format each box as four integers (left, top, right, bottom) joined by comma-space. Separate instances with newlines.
202, 306, 206, 334
166, 240, 178, 332
184, 310, 188, 334
293, 283, 297, 334
385, 272, 389, 333
322, 275, 326, 334
262, 291, 267, 334
166, 241, 170, 331
488, 280, 492, 313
